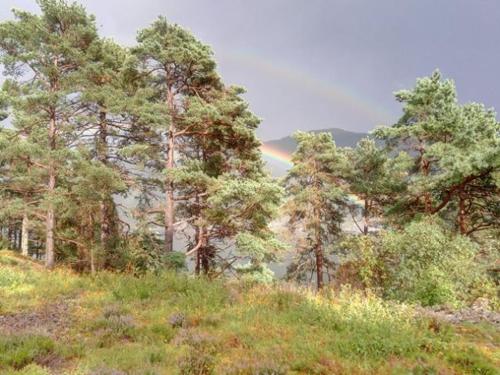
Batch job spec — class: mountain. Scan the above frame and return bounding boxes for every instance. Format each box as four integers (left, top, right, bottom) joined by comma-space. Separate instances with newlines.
264, 127, 368, 154
262, 127, 368, 176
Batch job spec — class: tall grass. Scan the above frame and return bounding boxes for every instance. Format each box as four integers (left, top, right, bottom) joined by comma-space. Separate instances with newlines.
0, 251, 498, 374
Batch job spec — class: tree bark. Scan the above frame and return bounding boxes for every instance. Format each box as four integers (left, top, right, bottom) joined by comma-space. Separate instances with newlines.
315, 242, 324, 290
98, 108, 112, 250
21, 211, 29, 256
45, 109, 57, 269
164, 87, 176, 253
363, 199, 369, 235
421, 159, 432, 213
458, 193, 467, 235
89, 214, 96, 274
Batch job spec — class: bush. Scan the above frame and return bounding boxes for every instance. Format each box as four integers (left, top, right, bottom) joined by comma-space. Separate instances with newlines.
174, 329, 219, 375
336, 234, 390, 292
0, 335, 55, 369
383, 218, 491, 306
91, 306, 137, 347
338, 218, 498, 307
234, 262, 275, 284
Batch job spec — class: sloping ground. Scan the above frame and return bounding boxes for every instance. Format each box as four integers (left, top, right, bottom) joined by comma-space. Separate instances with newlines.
0, 250, 498, 375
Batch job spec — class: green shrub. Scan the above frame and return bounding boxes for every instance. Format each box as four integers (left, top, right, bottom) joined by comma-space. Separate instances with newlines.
338, 218, 498, 307
174, 329, 219, 375
446, 347, 499, 374
383, 218, 490, 306
0, 335, 55, 369
164, 251, 187, 271
336, 234, 390, 291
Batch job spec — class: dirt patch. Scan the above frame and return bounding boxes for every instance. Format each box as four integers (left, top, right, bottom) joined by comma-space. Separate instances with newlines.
0, 300, 74, 338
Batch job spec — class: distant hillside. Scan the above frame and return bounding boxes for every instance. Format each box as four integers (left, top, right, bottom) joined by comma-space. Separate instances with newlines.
265, 127, 368, 154
262, 127, 368, 176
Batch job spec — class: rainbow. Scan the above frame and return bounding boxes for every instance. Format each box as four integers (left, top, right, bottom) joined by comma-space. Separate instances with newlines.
260, 143, 293, 167
260, 144, 364, 206
218, 50, 379, 207
217, 51, 393, 124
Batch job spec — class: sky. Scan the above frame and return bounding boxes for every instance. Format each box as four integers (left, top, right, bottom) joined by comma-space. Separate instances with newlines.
2, 0, 500, 140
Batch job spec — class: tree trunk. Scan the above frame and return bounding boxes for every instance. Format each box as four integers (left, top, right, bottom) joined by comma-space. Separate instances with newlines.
21, 212, 29, 256
458, 193, 467, 235
315, 242, 324, 290
164, 87, 176, 253
45, 110, 57, 269
89, 214, 96, 274
46, 171, 56, 269
194, 222, 201, 275
363, 199, 369, 235
98, 108, 112, 250
164, 132, 175, 252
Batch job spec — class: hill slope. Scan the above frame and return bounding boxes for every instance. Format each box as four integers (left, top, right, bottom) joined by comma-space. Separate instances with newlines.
264, 127, 368, 155
262, 128, 368, 176
0, 251, 498, 374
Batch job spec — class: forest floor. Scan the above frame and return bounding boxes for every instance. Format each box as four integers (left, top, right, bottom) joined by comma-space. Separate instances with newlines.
0, 250, 498, 375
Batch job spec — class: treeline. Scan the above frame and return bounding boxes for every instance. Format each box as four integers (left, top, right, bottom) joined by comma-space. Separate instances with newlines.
0, 0, 282, 275
0, 2, 498, 306
284, 71, 499, 304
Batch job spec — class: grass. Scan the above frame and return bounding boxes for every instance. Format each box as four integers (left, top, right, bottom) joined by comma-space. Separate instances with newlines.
0, 250, 498, 374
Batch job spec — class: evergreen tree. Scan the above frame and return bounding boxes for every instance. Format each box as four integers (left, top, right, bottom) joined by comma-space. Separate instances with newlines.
178, 87, 283, 276
132, 17, 220, 253
0, 0, 99, 268
284, 132, 348, 289
344, 138, 409, 234
77, 38, 136, 265
375, 71, 500, 235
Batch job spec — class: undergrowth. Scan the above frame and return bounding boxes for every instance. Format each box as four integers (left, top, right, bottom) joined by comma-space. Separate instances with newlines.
0, 251, 498, 374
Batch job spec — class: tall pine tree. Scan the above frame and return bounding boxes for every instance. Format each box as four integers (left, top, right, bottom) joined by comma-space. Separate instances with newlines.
0, 0, 98, 267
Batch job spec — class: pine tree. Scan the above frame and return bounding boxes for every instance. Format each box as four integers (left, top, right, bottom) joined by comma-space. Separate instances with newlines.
284, 132, 348, 289
375, 71, 500, 235
177, 86, 283, 276
132, 17, 220, 253
344, 138, 409, 234
0, 0, 99, 268
77, 38, 136, 264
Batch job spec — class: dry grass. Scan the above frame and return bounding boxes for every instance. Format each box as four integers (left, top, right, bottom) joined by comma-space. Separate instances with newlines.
0, 251, 498, 374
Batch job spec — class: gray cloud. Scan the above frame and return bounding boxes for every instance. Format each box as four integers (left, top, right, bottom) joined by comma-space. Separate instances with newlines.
2, 0, 500, 140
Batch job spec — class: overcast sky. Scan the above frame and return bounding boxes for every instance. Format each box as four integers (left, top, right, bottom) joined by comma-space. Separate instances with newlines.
2, 0, 500, 140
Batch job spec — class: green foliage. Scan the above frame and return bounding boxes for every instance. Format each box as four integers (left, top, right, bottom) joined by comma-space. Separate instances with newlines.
344, 138, 410, 233
0, 335, 55, 369
234, 261, 275, 284
374, 70, 500, 235
284, 131, 348, 288
338, 220, 498, 307
336, 234, 390, 291
382, 219, 489, 306
0, 251, 498, 373
446, 347, 499, 374
164, 251, 187, 271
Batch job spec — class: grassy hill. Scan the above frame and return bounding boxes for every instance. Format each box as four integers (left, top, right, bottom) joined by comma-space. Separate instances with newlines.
0, 250, 498, 374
